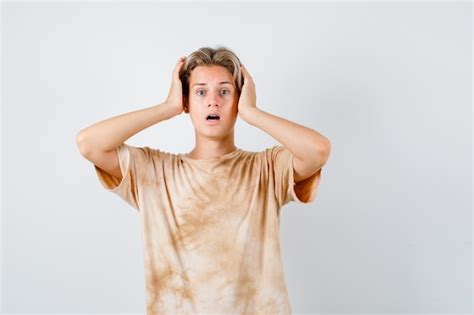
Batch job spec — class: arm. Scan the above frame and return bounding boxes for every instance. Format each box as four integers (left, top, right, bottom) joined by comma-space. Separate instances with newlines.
76, 56, 187, 154
238, 64, 331, 183
76, 101, 178, 181
76, 101, 177, 154
243, 108, 330, 182
76, 56, 187, 180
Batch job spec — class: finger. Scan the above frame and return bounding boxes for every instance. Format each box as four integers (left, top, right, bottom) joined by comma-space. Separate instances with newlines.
175, 56, 186, 68
241, 64, 252, 81
174, 57, 186, 75
240, 64, 247, 78
241, 64, 250, 75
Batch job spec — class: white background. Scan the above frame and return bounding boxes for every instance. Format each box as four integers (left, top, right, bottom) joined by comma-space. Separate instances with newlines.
1, 1, 472, 314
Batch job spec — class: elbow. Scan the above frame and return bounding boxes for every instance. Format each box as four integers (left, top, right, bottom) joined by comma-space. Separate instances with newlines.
76, 131, 90, 156
314, 136, 331, 153
323, 138, 331, 155
316, 138, 331, 163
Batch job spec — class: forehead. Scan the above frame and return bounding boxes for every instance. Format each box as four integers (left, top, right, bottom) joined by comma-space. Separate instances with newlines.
190, 65, 234, 87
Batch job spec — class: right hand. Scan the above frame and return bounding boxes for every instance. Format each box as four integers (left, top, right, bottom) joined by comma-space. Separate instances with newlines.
165, 56, 187, 116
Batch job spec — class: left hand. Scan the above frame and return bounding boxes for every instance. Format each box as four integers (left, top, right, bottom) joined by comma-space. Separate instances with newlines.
237, 64, 258, 122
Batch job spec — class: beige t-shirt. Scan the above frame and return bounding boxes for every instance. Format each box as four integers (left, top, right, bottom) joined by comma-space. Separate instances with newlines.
94, 143, 323, 314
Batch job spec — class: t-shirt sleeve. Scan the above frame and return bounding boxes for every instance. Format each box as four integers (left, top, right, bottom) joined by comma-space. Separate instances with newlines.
94, 143, 151, 211
270, 145, 323, 207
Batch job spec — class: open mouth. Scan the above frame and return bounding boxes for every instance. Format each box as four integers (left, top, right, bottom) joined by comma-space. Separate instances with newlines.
206, 114, 220, 121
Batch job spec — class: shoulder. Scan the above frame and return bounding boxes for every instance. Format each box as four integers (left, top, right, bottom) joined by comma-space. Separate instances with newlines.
119, 143, 175, 164
264, 145, 292, 161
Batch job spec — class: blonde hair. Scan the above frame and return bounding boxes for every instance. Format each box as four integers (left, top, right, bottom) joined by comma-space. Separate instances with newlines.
179, 46, 243, 112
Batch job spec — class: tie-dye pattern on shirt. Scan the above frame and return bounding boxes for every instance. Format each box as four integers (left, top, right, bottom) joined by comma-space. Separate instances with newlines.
94, 143, 323, 314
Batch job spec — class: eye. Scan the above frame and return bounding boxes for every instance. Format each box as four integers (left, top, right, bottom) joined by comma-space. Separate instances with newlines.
195, 89, 230, 96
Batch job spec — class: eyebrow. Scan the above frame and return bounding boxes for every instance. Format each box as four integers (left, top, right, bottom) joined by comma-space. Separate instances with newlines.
192, 81, 234, 88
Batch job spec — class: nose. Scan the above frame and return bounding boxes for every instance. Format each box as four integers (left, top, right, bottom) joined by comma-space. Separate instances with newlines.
208, 102, 219, 110
207, 91, 221, 109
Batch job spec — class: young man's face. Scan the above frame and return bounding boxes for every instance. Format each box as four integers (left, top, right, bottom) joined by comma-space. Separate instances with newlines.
186, 65, 239, 138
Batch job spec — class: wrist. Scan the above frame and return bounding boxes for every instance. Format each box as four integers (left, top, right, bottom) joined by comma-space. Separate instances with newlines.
242, 107, 260, 125
157, 102, 180, 120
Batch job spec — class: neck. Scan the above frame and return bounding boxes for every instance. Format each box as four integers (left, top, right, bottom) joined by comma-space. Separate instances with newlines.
187, 134, 237, 160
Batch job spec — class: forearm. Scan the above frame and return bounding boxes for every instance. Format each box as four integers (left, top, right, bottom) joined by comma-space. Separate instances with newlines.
76, 101, 176, 154
244, 108, 331, 160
